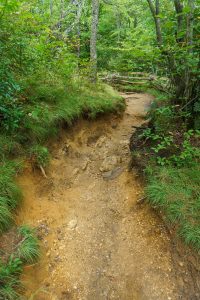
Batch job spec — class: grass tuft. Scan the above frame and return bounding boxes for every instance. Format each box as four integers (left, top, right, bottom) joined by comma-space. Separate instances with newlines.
0, 161, 22, 210
146, 165, 200, 249
17, 226, 40, 263
0, 198, 13, 233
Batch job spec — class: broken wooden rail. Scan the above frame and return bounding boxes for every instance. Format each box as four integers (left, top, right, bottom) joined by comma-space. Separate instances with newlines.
99, 72, 170, 93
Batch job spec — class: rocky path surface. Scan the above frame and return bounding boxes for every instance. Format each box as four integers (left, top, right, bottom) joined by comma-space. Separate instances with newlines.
17, 93, 195, 300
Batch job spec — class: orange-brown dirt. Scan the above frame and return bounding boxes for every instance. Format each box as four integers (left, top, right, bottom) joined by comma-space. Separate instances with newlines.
16, 93, 199, 300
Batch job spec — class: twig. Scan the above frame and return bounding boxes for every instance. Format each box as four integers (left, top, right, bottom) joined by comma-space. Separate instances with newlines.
136, 196, 147, 204
13, 237, 27, 251
39, 165, 47, 178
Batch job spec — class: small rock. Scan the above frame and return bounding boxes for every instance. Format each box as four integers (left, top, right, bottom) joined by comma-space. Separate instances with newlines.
68, 219, 78, 230
46, 251, 50, 257
54, 255, 62, 262
102, 167, 124, 180
111, 123, 117, 129
95, 136, 107, 148
73, 168, 79, 176
82, 160, 89, 171
100, 156, 119, 172
179, 262, 184, 267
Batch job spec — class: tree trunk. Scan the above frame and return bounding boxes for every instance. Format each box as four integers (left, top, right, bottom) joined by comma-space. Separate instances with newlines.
90, 0, 100, 82
50, 0, 53, 16
147, 0, 162, 46
134, 14, 138, 28
186, 0, 194, 49
174, 0, 184, 42
184, 0, 195, 104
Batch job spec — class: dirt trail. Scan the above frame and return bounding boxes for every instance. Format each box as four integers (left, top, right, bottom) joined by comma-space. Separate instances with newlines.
17, 93, 191, 300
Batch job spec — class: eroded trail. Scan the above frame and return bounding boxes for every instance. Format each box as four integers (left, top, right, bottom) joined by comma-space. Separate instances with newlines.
17, 93, 188, 299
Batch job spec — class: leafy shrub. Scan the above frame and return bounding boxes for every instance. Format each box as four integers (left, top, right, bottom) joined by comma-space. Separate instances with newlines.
140, 128, 200, 167
148, 105, 176, 134
0, 70, 24, 133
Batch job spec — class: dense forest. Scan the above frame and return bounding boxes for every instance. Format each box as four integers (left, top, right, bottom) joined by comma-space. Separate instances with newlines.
0, 0, 200, 298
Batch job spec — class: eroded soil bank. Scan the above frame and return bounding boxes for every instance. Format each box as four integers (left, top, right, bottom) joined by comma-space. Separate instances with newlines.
16, 93, 198, 300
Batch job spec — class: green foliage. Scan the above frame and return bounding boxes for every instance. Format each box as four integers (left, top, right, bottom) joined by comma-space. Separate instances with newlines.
0, 198, 13, 233
146, 165, 200, 249
0, 161, 22, 233
0, 225, 40, 299
0, 256, 22, 300
0, 135, 22, 160
17, 226, 40, 263
0, 161, 22, 210
30, 145, 50, 168
140, 126, 200, 167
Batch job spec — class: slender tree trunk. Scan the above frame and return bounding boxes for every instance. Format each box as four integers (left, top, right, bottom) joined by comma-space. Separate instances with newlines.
90, 0, 100, 82
76, 0, 85, 58
40, 0, 44, 15
50, 0, 53, 16
184, 0, 195, 104
174, 0, 184, 42
60, 0, 64, 19
186, 0, 194, 49
147, 0, 162, 46
134, 14, 138, 28
155, 0, 162, 45
115, 7, 121, 43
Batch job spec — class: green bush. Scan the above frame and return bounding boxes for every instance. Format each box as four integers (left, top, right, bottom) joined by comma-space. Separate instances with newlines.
139, 128, 200, 167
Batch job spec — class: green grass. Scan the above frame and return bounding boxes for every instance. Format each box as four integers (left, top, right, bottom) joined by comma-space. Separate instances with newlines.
0, 161, 23, 233
0, 225, 40, 299
0, 256, 22, 300
0, 135, 22, 160
17, 226, 40, 263
0, 161, 23, 210
146, 165, 200, 249
0, 199, 13, 232
15, 77, 124, 145
114, 83, 151, 93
